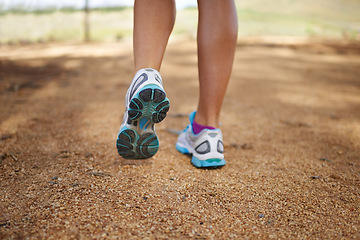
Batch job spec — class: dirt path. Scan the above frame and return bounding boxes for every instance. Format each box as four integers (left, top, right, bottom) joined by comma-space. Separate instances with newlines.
1, 39, 360, 239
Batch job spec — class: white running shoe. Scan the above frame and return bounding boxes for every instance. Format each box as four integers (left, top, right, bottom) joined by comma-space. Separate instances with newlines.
116, 68, 170, 159
176, 111, 226, 168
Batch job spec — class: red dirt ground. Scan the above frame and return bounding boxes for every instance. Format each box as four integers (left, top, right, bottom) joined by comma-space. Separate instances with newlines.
0, 39, 360, 239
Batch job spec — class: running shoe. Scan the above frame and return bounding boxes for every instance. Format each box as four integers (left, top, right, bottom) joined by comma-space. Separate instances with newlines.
176, 111, 226, 168
116, 68, 170, 159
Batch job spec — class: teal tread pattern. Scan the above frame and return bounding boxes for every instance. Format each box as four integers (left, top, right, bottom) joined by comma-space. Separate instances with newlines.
117, 85, 169, 159
128, 85, 170, 124
117, 128, 159, 159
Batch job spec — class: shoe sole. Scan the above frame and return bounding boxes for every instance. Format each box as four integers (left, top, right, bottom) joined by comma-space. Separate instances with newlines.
191, 156, 226, 168
117, 85, 170, 159
176, 143, 226, 168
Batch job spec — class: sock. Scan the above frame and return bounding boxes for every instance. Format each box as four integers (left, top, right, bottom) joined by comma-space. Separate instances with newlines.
192, 119, 216, 134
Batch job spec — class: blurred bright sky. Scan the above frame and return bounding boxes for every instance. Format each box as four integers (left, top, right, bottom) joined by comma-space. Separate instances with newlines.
0, 0, 197, 10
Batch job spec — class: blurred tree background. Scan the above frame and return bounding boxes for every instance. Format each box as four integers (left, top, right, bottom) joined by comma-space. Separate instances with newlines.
0, 0, 359, 44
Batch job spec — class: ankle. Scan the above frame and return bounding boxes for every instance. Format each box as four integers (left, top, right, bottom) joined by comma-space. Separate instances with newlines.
194, 111, 220, 129
192, 119, 216, 134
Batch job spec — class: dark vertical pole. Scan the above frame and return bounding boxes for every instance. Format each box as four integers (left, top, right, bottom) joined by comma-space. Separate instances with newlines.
84, 0, 90, 42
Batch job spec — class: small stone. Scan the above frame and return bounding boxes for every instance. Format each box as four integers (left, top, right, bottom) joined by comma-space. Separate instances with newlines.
330, 174, 341, 179
86, 171, 110, 177
0, 134, 12, 141
230, 143, 254, 150
259, 214, 265, 218
9, 153, 18, 161
267, 219, 274, 225
320, 158, 332, 163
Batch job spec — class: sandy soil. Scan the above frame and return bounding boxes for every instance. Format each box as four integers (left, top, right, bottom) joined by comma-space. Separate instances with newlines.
0, 38, 360, 239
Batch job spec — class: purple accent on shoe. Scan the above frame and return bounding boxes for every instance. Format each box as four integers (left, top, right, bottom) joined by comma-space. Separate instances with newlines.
192, 119, 216, 135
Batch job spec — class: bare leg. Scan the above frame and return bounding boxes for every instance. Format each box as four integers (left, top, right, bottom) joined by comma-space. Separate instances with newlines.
117, 0, 174, 159
133, 0, 176, 72
195, 0, 238, 128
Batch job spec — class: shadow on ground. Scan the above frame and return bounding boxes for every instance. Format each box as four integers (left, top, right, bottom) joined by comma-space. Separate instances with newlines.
0, 40, 359, 239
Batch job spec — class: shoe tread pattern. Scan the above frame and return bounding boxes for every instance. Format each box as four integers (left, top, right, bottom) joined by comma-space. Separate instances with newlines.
117, 85, 169, 159
128, 86, 169, 124
117, 129, 159, 159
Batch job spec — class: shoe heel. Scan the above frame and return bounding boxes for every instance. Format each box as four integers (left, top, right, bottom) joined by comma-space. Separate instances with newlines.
128, 84, 170, 123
